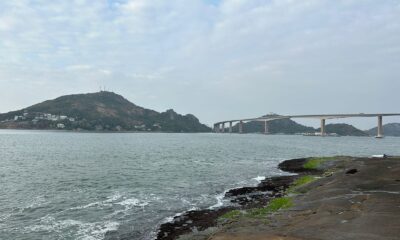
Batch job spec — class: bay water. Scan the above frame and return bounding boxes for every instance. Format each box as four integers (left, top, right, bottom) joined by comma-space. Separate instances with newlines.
1, 130, 399, 240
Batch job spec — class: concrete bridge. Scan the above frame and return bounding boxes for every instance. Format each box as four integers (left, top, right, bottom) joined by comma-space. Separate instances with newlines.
213, 113, 400, 138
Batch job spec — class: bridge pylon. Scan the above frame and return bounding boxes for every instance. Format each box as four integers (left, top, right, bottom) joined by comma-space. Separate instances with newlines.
320, 119, 326, 136
376, 115, 384, 138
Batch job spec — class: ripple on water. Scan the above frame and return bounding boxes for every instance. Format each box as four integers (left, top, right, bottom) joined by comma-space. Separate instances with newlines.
2, 132, 400, 240
25, 216, 120, 240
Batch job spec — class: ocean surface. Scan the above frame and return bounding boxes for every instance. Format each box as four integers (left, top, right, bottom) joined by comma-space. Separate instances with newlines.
1, 130, 400, 240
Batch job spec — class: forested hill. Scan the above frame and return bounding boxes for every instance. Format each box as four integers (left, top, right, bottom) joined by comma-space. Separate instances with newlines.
231, 115, 368, 136
231, 117, 315, 134
0, 91, 211, 132
319, 123, 369, 136
366, 123, 400, 136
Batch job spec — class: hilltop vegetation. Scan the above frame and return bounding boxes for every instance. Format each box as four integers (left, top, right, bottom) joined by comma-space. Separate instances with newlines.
318, 123, 369, 136
232, 116, 315, 134
231, 115, 370, 136
0, 91, 211, 132
366, 123, 400, 136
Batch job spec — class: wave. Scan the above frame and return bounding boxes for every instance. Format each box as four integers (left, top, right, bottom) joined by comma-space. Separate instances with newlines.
117, 198, 149, 208
150, 174, 271, 239
208, 191, 228, 209
25, 216, 119, 240
252, 175, 266, 182
23, 192, 153, 240
70, 192, 149, 211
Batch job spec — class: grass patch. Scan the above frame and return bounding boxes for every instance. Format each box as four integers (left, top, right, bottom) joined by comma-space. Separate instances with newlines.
265, 197, 293, 211
219, 198, 294, 221
287, 175, 317, 193
219, 210, 242, 220
303, 157, 335, 169
294, 175, 317, 185
247, 197, 293, 218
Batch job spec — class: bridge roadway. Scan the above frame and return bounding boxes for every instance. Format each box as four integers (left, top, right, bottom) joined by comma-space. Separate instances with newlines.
214, 113, 400, 138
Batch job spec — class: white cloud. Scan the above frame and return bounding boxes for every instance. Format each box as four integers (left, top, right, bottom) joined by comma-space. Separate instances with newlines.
121, 0, 147, 13
66, 65, 93, 71
0, 16, 16, 31
0, 0, 399, 128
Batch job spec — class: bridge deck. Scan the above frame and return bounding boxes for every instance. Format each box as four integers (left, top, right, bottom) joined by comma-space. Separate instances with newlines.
215, 113, 400, 125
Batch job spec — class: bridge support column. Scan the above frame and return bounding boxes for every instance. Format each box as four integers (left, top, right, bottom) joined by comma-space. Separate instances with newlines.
214, 124, 219, 133
239, 121, 243, 134
221, 123, 225, 133
320, 119, 326, 136
229, 122, 232, 133
376, 115, 384, 138
264, 121, 269, 134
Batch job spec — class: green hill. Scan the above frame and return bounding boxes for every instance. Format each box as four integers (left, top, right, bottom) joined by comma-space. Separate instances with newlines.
0, 91, 211, 132
231, 115, 315, 134
228, 115, 368, 136
317, 123, 368, 136
366, 123, 400, 136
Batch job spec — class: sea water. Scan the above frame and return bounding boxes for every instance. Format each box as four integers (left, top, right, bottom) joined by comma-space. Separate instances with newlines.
1, 130, 399, 240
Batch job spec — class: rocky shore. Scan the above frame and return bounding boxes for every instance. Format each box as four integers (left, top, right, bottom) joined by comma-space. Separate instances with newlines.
155, 156, 400, 240
155, 157, 317, 240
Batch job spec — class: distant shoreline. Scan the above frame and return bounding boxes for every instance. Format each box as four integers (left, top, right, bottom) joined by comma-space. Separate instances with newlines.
1, 129, 400, 138
0, 128, 213, 134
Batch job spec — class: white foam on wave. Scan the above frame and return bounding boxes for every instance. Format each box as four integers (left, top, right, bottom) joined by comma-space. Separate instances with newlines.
70, 192, 149, 212
252, 176, 266, 183
208, 192, 226, 209
107, 197, 150, 219
30, 192, 153, 239
161, 206, 199, 224
116, 198, 149, 209
70, 192, 123, 210
70, 201, 103, 210
78, 221, 119, 240
105, 192, 123, 203
25, 216, 119, 240
25, 217, 80, 232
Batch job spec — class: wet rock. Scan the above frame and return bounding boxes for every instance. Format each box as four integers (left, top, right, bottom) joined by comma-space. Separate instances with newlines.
278, 158, 321, 174
345, 168, 358, 174
155, 158, 310, 240
278, 158, 308, 173
259, 176, 297, 192
225, 176, 296, 198
156, 208, 234, 240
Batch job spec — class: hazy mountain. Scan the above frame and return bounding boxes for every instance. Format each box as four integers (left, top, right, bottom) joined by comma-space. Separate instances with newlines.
366, 123, 400, 136
0, 91, 211, 132
230, 115, 315, 134
228, 115, 368, 136
317, 123, 369, 136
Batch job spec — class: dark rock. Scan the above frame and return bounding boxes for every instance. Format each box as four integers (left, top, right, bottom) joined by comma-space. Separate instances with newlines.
156, 208, 234, 240
278, 158, 323, 174
259, 176, 297, 192
345, 168, 358, 174
225, 176, 296, 198
278, 158, 309, 173
155, 158, 311, 240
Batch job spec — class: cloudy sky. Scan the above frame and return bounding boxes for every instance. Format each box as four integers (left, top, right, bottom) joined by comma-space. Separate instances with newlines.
1, 0, 399, 128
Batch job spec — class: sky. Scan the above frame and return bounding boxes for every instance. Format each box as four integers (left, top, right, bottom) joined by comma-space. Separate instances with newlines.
1, 0, 399, 129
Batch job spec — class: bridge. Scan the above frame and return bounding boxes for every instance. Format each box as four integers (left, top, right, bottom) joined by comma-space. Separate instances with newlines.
213, 113, 400, 138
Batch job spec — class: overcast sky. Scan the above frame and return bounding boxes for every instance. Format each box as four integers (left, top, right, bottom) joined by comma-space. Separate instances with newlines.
1, 0, 399, 129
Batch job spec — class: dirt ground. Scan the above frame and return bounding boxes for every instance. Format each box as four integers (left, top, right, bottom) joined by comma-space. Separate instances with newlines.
207, 157, 400, 240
